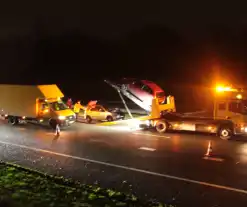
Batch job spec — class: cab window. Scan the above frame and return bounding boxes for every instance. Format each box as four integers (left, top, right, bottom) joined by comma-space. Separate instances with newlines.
51, 102, 68, 111
229, 102, 242, 113
41, 103, 49, 110
218, 103, 226, 110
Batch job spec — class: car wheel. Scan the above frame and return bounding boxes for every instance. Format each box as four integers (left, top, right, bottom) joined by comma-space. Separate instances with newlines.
219, 127, 232, 140
106, 116, 113, 122
8, 117, 19, 125
155, 120, 167, 133
86, 116, 92, 124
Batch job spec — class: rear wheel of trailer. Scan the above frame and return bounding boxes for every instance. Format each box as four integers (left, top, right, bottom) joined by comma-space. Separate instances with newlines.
155, 120, 168, 133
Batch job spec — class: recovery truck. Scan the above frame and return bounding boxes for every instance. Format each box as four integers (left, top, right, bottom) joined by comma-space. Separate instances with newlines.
105, 80, 247, 140
0, 84, 76, 129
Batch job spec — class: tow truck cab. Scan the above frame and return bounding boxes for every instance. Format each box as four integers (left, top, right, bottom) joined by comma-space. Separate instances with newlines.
213, 86, 247, 135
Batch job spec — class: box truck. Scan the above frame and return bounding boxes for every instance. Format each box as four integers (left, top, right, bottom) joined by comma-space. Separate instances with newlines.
0, 84, 76, 129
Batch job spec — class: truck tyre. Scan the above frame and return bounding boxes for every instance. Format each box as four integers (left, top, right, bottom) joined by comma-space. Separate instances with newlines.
155, 120, 168, 133
49, 119, 57, 129
218, 126, 232, 140
106, 116, 113, 122
86, 116, 92, 124
8, 117, 18, 125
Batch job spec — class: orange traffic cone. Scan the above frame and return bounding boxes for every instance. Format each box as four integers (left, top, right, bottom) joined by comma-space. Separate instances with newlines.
55, 124, 60, 136
205, 141, 212, 156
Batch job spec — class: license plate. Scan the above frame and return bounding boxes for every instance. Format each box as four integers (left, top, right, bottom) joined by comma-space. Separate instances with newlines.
181, 124, 195, 131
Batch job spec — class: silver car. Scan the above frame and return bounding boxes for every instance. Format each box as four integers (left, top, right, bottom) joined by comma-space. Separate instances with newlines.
84, 105, 124, 123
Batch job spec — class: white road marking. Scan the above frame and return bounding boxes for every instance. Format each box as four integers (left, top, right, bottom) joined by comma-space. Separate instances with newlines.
133, 132, 170, 139
0, 140, 246, 194
203, 156, 224, 162
138, 147, 156, 151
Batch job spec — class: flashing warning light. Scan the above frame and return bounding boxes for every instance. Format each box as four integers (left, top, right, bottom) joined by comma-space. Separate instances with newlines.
216, 86, 225, 92
236, 94, 242, 99
216, 85, 232, 92
215, 85, 239, 93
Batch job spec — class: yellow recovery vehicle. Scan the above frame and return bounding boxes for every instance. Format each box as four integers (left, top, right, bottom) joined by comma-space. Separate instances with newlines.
106, 80, 247, 140
0, 84, 76, 129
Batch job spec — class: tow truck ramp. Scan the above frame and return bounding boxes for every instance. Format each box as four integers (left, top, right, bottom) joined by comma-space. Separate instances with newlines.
105, 79, 175, 120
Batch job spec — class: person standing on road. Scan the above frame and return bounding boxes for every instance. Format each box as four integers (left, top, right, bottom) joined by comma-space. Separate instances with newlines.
73, 101, 84, 120
67, 98, 73, 109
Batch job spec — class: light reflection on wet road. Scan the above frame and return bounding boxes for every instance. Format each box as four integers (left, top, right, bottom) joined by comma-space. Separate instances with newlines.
1, 120, 247, 206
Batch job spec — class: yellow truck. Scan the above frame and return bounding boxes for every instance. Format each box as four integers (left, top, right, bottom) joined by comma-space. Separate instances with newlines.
106, 79, 247, 140
0, 84, 76, 129
138, 85, 247, 140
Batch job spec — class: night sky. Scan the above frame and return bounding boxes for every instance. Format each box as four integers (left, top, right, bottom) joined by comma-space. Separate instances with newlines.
1, 1, 247, 108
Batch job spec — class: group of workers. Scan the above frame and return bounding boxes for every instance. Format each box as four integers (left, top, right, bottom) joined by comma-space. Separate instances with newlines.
66, 98, 84, 118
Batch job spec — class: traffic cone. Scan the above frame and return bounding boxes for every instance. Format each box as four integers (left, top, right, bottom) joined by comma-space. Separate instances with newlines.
55, 124, 60, 136
205, 141, 212, 156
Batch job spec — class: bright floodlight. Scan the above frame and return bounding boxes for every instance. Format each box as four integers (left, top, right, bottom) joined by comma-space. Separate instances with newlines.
216, 85, 232, 92
236, 94, 242, 99
216, 85, 225, 92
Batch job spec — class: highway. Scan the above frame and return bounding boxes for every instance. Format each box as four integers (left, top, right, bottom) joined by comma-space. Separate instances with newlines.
0, 119, 247, 206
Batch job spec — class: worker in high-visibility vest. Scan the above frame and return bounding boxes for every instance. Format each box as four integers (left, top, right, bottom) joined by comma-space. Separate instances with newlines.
73, 101, 84, 120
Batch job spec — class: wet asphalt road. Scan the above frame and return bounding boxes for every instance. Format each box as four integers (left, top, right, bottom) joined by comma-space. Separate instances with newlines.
0, 119, 247, 206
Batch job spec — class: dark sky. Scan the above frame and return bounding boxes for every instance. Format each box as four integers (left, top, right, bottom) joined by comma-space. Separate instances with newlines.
1, 1, 247, 102
1, 1, 247, 38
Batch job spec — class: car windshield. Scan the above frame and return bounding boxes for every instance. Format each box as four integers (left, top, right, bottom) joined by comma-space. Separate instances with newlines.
50, 101, 68, 111
101, 106, 108, 111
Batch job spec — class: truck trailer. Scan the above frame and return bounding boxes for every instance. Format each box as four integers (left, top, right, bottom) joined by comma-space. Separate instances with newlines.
0, 84, 76, 129
106, 80, 247, 140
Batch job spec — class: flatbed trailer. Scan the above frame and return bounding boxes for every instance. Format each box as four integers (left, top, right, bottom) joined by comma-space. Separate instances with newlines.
139, 85, 247, 140
138, 112, 244, 140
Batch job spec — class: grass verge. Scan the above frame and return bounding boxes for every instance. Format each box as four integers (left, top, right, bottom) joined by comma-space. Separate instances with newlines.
0, 161, 172, 207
